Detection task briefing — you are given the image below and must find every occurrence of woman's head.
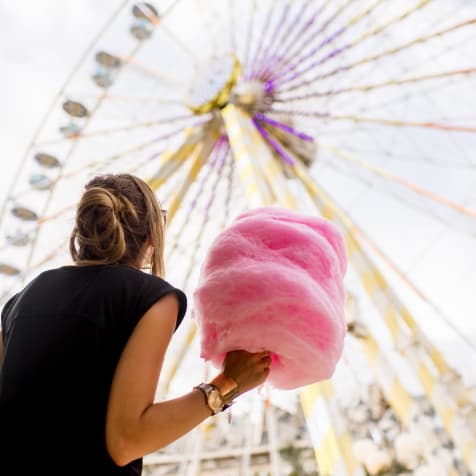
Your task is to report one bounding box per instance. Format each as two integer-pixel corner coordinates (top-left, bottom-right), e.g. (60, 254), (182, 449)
(69, 173), (165, 276)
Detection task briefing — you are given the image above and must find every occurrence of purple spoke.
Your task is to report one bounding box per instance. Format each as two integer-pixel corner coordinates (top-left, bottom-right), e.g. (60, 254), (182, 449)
(259, 2), (328, 82)
(146, 121), (211, 161)
(243, 0), (257, 73)
(268, 25), (346, 92)
(255, 112), (315, 142)
(274, 2), (435, 91)
(249, 2), (291, 81)
(228, 0), (237, 53)
(275, 17), (476, 95)
(266, 1), (352, 85)
(204, 139), (230, 217)
(188, 136), (225, 212)
(252, 118), (295, 165)
(268, 108), (330, 120)
(245, 0), (276, 80)
(251, 0), (314, 81)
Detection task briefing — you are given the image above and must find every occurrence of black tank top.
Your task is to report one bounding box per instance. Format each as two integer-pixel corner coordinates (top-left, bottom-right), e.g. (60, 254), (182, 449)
(0, 264), (187, 475)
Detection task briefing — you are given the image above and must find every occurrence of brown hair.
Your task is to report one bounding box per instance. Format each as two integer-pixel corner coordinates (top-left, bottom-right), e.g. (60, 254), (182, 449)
(69, 174), (165, 277)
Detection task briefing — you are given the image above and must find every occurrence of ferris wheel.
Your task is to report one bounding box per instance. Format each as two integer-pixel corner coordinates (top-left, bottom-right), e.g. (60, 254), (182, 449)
(2, 0), (476, 474)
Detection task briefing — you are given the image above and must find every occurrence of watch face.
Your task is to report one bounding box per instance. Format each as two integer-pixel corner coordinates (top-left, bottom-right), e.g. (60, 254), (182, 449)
(208, 388), (224, 412)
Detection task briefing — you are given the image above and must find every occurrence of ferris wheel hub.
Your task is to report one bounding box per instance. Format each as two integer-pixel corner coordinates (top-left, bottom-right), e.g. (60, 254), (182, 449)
(185, 55), (241, 115)
(231, 79), (269, 112)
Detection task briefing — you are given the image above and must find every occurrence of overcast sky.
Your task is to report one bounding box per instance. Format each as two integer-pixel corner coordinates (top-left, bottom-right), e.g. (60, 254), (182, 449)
(0, 1), (121, 204)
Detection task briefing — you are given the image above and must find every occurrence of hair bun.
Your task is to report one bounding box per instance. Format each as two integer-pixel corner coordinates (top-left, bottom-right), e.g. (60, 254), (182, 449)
(71, 186), (126, 263)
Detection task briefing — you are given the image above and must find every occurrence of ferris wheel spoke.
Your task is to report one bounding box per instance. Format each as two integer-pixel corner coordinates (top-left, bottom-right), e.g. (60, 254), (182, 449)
(245, 0), (279, 80)
(264, 0), (366, 85)
(115, 54), (186, 88)
(147, 125), (216, 192)
(1, 234), (71, 301)
(8, 129), (186, 205)
(180, 150), (230, 287)
(275, 67), (476, 102)
(161, 0), (185, 18)
(21, 88), (116, 271)
(326, 143), (476, 169)
(272, 0), (433, 90)
(269, 108), (476, 133)
(317, 140), (476, 221)
(266, 0), (353, 84)
(35, 113), (208, 147)
(249, 0), (315, 81)
(161, 131), (220, 224)
(133, 3), (198, 63)
(67, 93), (184, 106)
(324, 73), (476, 135)
(227, 0), (237, 55)
(219, 149), (237, 232)
(347, 215), (476, 356)
(246, 0), (282, 81)
(328, 114), (476, 133)
(254, 112), (314, 143)
(195, 0), (225, 56)
(70, 126), (188, 176)
(252, 0), (330, 82)
(276, 17), (476, 95)
(320, 157), (476, 244)
(249, 1), (292, 83)
(241, 0), (257, 74)
(205, 143), (231, 225)
(252, 119), (294, 167)
(165, 137), (227, 263)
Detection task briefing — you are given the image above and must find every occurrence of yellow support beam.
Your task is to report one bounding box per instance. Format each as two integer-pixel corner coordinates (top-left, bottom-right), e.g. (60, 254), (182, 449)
(222, 104), (275, 207)
(300, 380), (364, 476)
(222, 105), (298, 209)
(148, 126), (205, 191)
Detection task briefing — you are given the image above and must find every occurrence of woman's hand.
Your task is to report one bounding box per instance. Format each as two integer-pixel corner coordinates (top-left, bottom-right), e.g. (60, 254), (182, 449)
(221, 349), (271, 397)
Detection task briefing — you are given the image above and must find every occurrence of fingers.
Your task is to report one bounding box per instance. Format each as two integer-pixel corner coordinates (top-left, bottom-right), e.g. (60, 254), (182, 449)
(221, 350), (272, 395)
(226, 349), (271, 364)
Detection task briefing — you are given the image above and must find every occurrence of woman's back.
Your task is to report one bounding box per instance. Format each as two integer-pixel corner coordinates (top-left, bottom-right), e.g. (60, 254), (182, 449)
(0, 263), (186, 475)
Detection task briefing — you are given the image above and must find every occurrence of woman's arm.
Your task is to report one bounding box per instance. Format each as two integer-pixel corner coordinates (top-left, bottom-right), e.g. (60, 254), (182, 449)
(106, 293), (211, 465)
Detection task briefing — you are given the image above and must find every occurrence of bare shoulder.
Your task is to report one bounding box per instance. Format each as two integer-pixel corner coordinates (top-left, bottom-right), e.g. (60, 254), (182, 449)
(120, 292), (180, 369)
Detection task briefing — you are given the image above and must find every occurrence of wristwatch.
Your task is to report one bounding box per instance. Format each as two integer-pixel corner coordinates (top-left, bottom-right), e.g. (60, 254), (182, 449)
(194, 374), (239, 415)
(194, 383), (225, 415)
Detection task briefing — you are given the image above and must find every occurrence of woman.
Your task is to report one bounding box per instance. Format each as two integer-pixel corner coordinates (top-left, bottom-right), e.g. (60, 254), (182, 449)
(0, 173), (270, 475)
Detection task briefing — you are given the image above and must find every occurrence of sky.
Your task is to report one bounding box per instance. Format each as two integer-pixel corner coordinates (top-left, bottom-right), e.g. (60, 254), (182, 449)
(0, 1), (121, 205)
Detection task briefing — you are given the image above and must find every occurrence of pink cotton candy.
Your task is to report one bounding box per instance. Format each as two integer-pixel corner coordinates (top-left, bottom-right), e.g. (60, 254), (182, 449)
(192, 207), (348, 390)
